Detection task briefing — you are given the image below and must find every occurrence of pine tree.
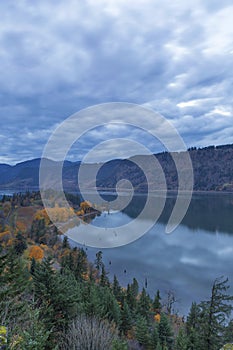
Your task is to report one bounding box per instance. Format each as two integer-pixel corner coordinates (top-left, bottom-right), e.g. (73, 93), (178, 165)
(135, 316), (150, 347)
(137, 287), (151, 321)
(100, 265), (110, 287)
(120, 301), (132, 335)
(131, 277), (139, 298)
(153, 290), (162, 311)
(62, 235), (70, 249)
(13, 231), (27, 255)
(112, 274), (122, 302)
(32, 258), (81, 349)
(0, 250), (29, 329)
(198, 276), (233, 350)
(186, 302), (201, 350)
(18, 308), (50, 350)
(74, 247), (88, 281)
(126, 283), (137, 311)
(95, 250), (103, 271)
(175, 327), (188, 350)
(150, 324), (159, 349)
(158, 313), (173, 350)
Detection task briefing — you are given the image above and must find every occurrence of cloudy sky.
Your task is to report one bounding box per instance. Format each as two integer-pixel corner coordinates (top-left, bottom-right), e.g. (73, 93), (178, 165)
(1, 0), (233, 164)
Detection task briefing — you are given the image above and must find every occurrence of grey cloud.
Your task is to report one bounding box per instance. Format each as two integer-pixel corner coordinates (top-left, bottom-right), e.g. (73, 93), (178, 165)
(0, 0), (233, 163)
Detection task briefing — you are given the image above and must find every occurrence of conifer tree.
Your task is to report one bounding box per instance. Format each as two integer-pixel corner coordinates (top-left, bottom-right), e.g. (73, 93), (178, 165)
(198, 276), (233, 350)
(175, 327), (188, 350)
(137, 287), (152, 321)
(153, 289), (162, 311)
(158, 313), (173, 350)
(186, 302), (201, 350)
(112, 274), (122, 302)
(150, 324), (159, 349)
(135, 316), (150, 348)
(0, 250), (29, 329)
(120, 301), (132, 335)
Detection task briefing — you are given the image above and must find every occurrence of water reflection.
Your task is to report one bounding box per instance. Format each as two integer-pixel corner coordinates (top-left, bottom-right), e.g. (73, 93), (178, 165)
(67, 192), (233, 315)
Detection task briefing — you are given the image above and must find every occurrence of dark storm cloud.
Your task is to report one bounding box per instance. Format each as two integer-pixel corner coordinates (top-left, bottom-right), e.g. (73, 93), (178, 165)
(0, 0), (233, 163)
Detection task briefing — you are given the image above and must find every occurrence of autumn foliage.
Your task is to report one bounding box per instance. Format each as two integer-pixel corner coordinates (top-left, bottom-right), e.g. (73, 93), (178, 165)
(29, 245), (44, 260)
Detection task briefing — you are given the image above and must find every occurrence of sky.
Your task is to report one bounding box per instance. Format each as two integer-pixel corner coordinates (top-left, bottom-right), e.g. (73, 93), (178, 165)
(0, 0), (233, 164)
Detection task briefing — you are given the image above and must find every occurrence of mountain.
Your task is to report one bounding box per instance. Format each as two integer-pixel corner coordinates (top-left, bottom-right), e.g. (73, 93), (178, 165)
(1, 143), (233, 192)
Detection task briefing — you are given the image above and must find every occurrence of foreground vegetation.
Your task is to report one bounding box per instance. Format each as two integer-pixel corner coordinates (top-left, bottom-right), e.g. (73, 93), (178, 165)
(0, 192), (233, 349)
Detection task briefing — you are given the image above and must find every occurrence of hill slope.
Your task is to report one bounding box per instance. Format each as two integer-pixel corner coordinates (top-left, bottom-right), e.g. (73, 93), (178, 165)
(1, 144), (233, 192)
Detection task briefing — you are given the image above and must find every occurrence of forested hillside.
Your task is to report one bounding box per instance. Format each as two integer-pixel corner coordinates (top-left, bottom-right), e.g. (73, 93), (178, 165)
(1, 144), (233, 192)
(0, 192), (233, 349)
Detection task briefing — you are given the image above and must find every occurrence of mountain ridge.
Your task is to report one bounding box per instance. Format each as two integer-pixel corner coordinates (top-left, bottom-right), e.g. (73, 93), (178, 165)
(1, 143), (233, 192)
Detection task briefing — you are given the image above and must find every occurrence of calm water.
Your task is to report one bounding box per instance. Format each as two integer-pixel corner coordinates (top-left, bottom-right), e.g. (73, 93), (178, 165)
(67, 192), (233, 315)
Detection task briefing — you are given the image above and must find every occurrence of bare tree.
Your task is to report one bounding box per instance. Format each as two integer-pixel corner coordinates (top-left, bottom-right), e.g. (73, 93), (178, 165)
(60, 314), (117, 350)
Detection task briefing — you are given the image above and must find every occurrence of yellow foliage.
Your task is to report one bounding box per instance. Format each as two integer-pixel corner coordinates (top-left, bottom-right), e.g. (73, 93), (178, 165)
(34, 209), (50, 225)
(154, 313), (161, 323)
(29, 245), (44, 260)
(0, 325), (7, 345)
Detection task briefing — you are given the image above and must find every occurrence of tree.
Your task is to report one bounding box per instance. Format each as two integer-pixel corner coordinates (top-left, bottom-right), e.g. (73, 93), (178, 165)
(131, 277), (139, 298)
(100, 265), (110, 287)
(126, 283), (137, 311)
(175, 327), (188, 350)
(112, 274), (122, 302)
(158, 313), (173, 350)
(153, 290), (162, 311)
(0, 250), (29, 330)
(32, 258), (81, 349)
(13, 231), (27, 255)
(137, 287), (151, 321)
(62, 235), (70, 249)
(29, 245), (44, 260)
(150, 324), (159, 349)
(61, 315), (117, 350)
(198, 276), (233, 350)
(186, 302), (201, 350)
(135, 316), (150, 348)
(95, 250), (103, 271)
(74, 247), (88, 282)
(16, 308), (50, 350)
(119, 301), (132, 335)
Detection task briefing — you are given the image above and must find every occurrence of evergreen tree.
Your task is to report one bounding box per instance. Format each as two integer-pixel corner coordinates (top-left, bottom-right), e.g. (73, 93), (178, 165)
(135, 316), (150, 348)
(74, 247), (88, 281)
(119, 301), (132, 335)
(17, 308), (50, 350)
(175, 327), (188, 350)
(126, 283), (137, 311)
(131, 277), (139, 298)
(95, 250), (103, 271)
(13, 231), (27, 255)
(33, 258), (81, 349)
(198, 276), (233, 350)
(186, 302), (201, 350)
(224, 319), (233, 344)
(153, 289), (162, 311)
(100, 265), (110, 287)
(0, 250), (29, 329)
(137, 287), (151, 321)
(62, 235), (70, 249)
(112, 274), (122, 302)
(158, 313), (173, 350)
(99, 286), (121, 325)
(150, 324), (159, 349)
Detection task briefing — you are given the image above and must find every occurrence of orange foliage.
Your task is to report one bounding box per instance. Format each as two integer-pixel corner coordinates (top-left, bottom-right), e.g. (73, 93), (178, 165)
(154, 313), (161, 323)
(16, 220), (27, 232)
(29, 245), (44, 260)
